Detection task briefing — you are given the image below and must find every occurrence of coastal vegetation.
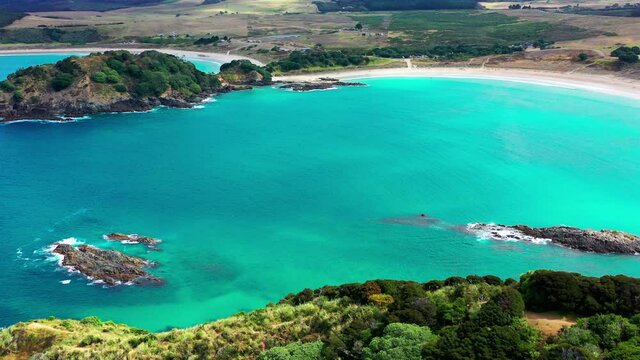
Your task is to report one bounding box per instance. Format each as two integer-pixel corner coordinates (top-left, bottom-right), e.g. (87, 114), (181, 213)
(0, 27), (104, 44)
(267, 48), (370, 73)
(220, 59), (273, 84)
(3, 270), (640, 359)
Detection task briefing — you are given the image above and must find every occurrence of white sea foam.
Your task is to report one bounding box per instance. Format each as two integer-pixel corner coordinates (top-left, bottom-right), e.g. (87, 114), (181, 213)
(44, 237), (83, 269)
(1, 119), (75, 125)
(466, 223), (551, 245)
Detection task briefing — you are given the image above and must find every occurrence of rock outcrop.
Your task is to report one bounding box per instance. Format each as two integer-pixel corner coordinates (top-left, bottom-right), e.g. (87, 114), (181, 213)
(103, 233), (162, 250)
(52, 243), (163, 286)
(277, 79), (365, 91)
(466, 223), (640, 254)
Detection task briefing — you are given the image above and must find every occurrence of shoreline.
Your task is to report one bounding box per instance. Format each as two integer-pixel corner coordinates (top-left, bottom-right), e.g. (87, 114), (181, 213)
(0, 49), (637, 100)
(276, 67), (640, 101)
(0, 47), (265, 66)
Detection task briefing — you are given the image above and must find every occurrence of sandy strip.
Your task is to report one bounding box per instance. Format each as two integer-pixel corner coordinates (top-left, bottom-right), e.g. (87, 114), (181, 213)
(0, 47), (265, 66)
(276, 67), (640, 101)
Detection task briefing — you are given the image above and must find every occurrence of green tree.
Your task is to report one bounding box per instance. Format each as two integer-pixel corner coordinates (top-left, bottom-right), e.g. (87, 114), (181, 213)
(606, 340), (640, 360)
(51, 73), (75, 91)
(0, 80), (15, 92)
(363, 323), (436, 360)
(258, 341), (322, 360)
(12, 90), (24, 102)
(91, 71), (107, 83)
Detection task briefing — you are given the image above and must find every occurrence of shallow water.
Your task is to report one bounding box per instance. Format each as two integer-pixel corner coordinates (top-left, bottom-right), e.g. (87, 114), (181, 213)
(1, 55), (639, 331)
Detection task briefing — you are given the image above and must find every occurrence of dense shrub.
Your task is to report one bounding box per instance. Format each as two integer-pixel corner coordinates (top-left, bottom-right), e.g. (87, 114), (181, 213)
(0, 80), (16, 92)
(113, 84), (127, 93)
(520, 270), (640, 316)
(220, 59), (272, 83)
(50, 73), (75, 91)
(363, 323), (436, 360)
(258, 341), (323, 360)
(611, 46), (640, 63)
(12, 90), (24, 102)
(267, 48), (369, 73)
(91, 71), (107, 83)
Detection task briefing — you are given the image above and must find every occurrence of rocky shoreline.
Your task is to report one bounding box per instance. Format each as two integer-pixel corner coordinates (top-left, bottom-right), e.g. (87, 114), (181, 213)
(466, 223), (640, 254)
(52, 242), (163, 286)
(0, 97), (194, 122)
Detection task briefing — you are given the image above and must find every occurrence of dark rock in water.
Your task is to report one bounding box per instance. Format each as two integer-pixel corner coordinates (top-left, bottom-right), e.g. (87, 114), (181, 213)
(103, 233), (162, 250)
(466, 223), (640, 254)
(52, 243), (163, 286)
(277, 80), (365, 92)
(513, 225), (640, 254)
(380, 214), (441, 227)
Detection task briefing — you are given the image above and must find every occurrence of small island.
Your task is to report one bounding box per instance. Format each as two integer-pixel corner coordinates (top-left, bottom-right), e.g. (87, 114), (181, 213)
(103, 233), (162, 250)
(53, 243), (163, 286)
(0, 51), (271, 122)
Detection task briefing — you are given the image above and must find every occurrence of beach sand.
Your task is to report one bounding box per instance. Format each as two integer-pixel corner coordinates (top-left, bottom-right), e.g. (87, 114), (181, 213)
(0, 47), (265, 66)
(276, 67), (640, 101)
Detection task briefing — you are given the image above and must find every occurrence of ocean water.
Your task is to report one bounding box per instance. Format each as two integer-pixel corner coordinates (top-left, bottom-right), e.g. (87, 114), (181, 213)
(1, 55), (640, 331)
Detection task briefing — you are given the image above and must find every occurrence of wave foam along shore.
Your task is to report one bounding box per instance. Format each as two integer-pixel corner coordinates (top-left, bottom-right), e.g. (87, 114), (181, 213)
(466, 223), (552, 245)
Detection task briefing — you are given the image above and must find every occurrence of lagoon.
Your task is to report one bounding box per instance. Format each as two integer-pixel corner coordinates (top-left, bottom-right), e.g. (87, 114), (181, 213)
(1, 55), (639, 331)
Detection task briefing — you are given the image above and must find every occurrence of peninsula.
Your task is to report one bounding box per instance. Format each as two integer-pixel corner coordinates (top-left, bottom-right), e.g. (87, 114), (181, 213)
(0, 50), (270, 121)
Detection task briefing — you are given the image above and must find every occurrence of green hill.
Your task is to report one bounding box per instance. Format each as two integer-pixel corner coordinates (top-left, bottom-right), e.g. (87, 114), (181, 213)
(0, 51), (270, 121)
(3, 270), (640, 359)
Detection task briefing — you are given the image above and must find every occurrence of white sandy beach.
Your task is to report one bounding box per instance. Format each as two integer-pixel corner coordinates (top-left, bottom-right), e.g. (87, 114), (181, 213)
(0, 47), (265, 66)
(276, 67), (640, 101)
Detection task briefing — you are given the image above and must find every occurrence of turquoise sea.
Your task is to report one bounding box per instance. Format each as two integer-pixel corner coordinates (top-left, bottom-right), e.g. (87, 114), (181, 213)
(1, 54), (639, 331)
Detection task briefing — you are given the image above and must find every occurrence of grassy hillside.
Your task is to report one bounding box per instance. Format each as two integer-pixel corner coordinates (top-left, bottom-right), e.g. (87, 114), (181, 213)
(3, 270), (640, 359)
(315, 0), (479, 12)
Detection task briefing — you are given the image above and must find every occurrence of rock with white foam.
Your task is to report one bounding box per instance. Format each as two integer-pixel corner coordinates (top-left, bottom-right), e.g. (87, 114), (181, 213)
(103, 233), (161, 250)
(466, 223), (640, 254)
(52, 242), (163, 286)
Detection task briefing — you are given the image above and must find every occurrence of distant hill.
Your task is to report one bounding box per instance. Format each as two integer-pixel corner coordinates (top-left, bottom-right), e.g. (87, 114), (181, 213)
(0, 0), (164, 12)
(314, 0), (479, 12)
(0, 11), (24, 27)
